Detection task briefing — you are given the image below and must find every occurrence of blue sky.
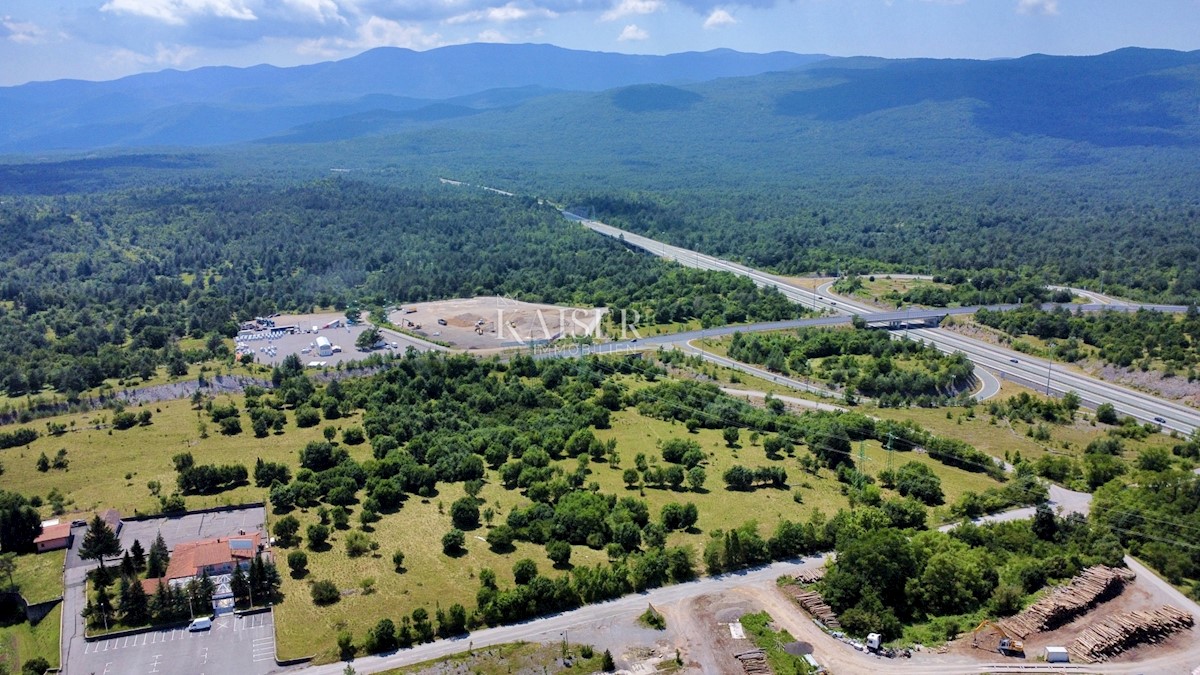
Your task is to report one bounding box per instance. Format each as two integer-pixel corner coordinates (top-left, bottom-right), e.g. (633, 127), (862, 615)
(1, 0), (1197, 86)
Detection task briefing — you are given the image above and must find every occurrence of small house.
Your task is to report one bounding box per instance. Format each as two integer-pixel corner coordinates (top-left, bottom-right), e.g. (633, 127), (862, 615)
(34, 521), (72, 553)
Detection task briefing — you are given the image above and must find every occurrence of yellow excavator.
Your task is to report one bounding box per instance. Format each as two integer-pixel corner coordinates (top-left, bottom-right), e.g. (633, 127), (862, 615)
(972, 620), (1025, 657)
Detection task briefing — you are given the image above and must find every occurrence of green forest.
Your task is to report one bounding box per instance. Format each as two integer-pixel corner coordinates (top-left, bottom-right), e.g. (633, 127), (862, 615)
(0, 180), (801, 401)
(975, 305), (1200, 374)
(726, 327), (976, 407)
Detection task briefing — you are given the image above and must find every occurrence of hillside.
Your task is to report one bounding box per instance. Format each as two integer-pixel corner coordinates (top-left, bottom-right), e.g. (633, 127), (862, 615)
(0, 44), (825, 152)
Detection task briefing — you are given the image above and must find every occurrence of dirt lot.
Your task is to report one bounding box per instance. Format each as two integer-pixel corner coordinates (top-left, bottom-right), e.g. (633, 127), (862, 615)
(390, 297), (605, 351)
(663, 593), (760, 674)
(948, 572), (1195, 665)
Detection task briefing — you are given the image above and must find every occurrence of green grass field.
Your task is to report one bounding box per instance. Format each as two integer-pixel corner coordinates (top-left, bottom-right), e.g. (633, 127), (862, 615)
(5, 363), (1166, 664)
(0, 604), (61, 673)
(5, 397), (343, 516)
(8, 550), (65, 605)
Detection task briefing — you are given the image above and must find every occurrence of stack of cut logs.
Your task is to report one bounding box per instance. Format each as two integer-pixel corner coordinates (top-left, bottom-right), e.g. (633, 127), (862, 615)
(783, 586), (840, 630)
(999, 565), (1135, 638)
(792, 568), (826, 585)
(1067, 605), (1194, 663)
(734, 648), (771, 674)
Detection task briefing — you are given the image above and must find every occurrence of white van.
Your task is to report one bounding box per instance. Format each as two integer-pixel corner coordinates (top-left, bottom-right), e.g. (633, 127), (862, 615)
(188, 617), (212, 632)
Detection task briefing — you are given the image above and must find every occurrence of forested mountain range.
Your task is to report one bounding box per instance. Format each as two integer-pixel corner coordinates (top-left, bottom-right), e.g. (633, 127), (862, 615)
(0, 44), (824, 152)
(3, 46), (1199, 302)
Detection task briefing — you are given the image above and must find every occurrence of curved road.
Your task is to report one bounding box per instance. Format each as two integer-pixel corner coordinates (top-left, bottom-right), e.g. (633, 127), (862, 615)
(566, 213), (1197, 435)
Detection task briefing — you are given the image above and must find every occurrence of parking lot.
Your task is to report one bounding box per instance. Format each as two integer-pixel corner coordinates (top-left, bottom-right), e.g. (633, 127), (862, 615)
(239, 312), (441, 367)
(74, 611), (279, 675)
(63, 506), (277, 675)
(117, 506), (267, 554)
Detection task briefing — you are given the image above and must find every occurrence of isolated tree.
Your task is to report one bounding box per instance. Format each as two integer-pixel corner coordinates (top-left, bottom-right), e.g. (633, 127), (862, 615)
(546, 540), (571, 568)
(273, 515), (301, 547)
(449, 497), (480, 529)
(129, 539), (146, 571)
(723, 427), (740, 448)
(287, 550), (308, 577)
(441, 529), (465, 555)
(687, 466), (706, 492)
(0, 553), (16, 590)
(1095, 402), (1119, 425)
(79, 514), (121, 569)
(355, 327), (382, 351)
(307, 523), (329, 550)
(512, 558), (538, 585)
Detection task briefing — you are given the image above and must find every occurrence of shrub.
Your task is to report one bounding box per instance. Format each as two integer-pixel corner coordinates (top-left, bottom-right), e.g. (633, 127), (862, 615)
(345, 530), (372, 557)
(22, 658), (51, 675)
(342, 426), (366, 445)
(442, 528), (465, 555)
(449, 497), (480, 529)
(311, 579), (340, 605)
(512, 558), (538, 585)
(485, 525), (515, 552)
(307, 524), (329, 550)
(286, 550), (308, 577)
(392, 549), (406, 572)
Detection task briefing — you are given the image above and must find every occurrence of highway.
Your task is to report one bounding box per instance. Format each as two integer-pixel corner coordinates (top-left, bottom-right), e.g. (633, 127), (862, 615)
(564, 212), (1199, 435)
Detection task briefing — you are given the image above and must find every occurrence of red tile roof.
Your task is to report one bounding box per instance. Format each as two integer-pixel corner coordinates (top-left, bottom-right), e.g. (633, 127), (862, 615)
(34, 522), (71, 544)
(141, 533), (261, 593)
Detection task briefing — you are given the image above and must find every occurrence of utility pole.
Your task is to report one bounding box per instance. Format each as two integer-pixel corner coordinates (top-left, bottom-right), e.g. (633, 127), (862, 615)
(885, 432), (895, 475)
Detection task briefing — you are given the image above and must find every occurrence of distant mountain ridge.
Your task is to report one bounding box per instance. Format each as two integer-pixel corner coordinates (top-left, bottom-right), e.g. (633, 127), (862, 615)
(0, 44), (826, 152)
(2, 45), (1198, 157)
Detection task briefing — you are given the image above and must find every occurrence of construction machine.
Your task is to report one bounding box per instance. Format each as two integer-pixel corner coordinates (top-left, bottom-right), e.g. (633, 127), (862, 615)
(971, 620), (1025, 657)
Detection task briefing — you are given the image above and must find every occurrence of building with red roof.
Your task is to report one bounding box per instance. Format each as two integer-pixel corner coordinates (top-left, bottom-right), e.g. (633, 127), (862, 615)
(33, 521), (72, 553)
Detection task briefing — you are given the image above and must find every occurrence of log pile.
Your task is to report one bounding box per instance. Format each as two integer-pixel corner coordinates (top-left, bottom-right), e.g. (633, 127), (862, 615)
(1067, 605), (1193, 663)
(734, 648), (771, 674)
(782, 586), (840, 630)
(792, 568), (826, 585)
(999, 565), (1135, 638)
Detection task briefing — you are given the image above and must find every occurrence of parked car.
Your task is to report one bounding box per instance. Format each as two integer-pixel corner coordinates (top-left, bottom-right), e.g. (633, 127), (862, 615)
(188, 617), (212, 632)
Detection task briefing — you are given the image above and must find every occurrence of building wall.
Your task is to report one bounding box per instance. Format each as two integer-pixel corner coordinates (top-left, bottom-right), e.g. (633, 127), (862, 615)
(36, 536), (70, 553)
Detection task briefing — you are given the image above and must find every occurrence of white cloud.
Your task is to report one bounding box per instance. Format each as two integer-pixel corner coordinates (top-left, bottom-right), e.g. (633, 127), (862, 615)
(446, 4), (559, 25)
(104, 42), (198, 68)
(297, 15), (442, 56)
(617, 23), (647, 41)
(2, 16), (47, 44)
(279, 0), (346, 24)
(600, 0), (663, 22)
(1017, 0), (1059, 15)
(476, 28), (511, 42)
(99, 0), (258, 26)
(702, 8), (736, 28)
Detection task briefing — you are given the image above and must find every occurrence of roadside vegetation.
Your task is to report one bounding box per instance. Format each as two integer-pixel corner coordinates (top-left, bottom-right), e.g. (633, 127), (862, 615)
(834, 272), (1072, 308)
(725, 327), (976, 407)
(974, 305), (1200, 377)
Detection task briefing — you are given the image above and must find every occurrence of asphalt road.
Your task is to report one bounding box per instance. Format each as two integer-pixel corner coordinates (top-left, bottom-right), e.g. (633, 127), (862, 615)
(566, 212), (1197, 434)
(298, 557), (829, 675)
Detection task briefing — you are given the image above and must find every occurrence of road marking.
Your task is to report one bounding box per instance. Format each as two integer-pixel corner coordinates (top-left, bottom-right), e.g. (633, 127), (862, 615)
(201, 646), (209, 664)
(215, 618), (230, 630)
(150, 654), (162, 674)
(101, 662), (112, 675)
